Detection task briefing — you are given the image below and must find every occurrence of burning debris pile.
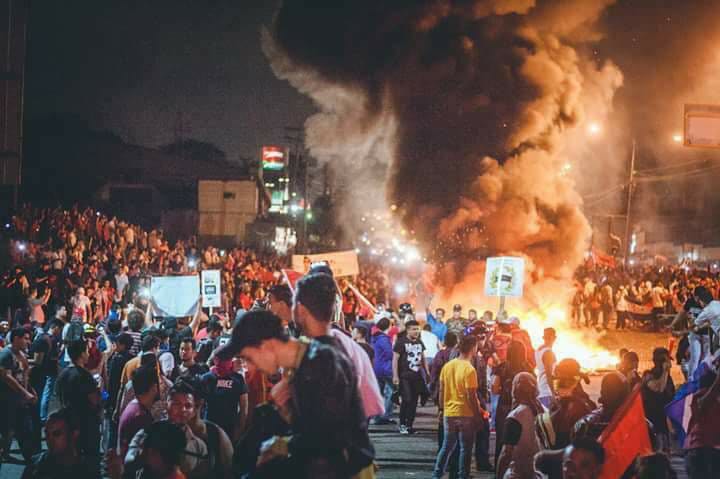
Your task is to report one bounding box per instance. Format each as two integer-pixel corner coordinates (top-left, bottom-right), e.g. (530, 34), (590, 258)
(264, 1), (624, 366)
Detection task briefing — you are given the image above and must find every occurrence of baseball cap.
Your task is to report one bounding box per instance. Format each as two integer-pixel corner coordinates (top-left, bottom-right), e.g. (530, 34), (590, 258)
(399, 303), (414, 316)
(218, 309), (286, 359)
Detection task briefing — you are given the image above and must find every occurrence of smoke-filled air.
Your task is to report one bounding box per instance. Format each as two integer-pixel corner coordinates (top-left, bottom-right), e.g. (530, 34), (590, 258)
(264, 0), (625, 365)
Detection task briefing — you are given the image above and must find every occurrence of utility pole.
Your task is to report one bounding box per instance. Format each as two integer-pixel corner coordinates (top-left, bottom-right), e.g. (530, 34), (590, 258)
(623, 140), (637, 267)
(284, 127), (308, 252)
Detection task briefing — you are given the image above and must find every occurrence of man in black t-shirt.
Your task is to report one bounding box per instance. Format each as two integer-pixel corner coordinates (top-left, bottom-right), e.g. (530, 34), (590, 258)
(392, 318), (428, 434)
(201, 355), (248, 442)
(30, 320), (63, 423)
(175, 337), (209, 380)
(55, 340), (102, 476)
(196, 317), (224, 364)
(0, 328), (37, 461)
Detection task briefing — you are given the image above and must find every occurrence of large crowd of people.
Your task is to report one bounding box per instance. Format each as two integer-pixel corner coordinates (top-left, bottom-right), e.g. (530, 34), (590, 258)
(0, 205), (718, 478)
(572, 263), (720, 333)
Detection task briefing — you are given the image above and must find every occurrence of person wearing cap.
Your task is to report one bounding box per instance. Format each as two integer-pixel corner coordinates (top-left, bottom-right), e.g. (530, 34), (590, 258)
(536, 328), (558, 408)
(219, 309), (376, 478)
(536, 358), (595, 451)
(446, 304), (467, 338)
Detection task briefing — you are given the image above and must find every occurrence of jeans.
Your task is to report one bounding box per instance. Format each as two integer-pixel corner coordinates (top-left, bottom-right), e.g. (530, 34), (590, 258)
(474, 413), (491, 469)
(399, 372), (424, 427)
(376, 377), (394, 421)
(490, 393), (499, 428)
(433, 416), (476, 479)
(40, 375), (56, 422)
(686, 447), (720, 478)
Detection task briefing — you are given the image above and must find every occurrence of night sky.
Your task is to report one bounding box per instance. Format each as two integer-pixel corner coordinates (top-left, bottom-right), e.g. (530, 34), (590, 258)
(25, 0), (314, 162)
(24, 0), (720, 169)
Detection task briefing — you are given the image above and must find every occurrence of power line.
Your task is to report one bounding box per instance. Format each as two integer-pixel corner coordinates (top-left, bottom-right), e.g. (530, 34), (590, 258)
(635, 158), (711, 175)
(635, 163), (720, 183)
(582, 184), (627, 207)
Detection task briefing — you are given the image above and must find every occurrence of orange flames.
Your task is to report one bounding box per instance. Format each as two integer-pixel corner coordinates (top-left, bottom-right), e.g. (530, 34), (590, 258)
(434, 276), (618, 371)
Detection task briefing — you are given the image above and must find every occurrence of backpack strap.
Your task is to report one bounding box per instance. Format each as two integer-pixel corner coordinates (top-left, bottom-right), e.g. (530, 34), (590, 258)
(204, 420), (221, 475)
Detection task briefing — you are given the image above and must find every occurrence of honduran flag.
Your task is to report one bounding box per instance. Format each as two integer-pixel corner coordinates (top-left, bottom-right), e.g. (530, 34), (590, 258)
(665, 388), (695, 447)
(664, 358), (712, 447)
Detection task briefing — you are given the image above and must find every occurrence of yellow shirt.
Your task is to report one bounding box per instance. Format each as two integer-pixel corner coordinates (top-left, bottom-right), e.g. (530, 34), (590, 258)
(440, 358), (478, 417)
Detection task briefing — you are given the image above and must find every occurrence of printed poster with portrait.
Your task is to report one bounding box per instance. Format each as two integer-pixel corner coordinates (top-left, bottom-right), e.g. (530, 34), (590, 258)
(484, 256), (525, 298)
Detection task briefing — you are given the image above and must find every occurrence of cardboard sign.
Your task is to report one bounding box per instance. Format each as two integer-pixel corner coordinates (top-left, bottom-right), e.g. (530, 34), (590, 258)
(201, 269), (222, 308)
(291, 250), (360, 277)
(151, 275), (200, 317)
(484, 256), (525, 297)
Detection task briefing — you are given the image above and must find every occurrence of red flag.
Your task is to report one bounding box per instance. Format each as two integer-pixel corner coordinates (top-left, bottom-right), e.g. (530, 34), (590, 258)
(598, 387), (652, 479)
(591, 246), (617, 269)
(281, 269), (303, 294)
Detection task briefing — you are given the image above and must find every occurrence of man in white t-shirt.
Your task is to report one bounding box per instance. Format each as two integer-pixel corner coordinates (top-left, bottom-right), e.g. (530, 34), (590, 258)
(535, 328), (557, 408)
(420, 323), (441, 367)
(650, 282), (667, 332)
(115, 266), (129, 303)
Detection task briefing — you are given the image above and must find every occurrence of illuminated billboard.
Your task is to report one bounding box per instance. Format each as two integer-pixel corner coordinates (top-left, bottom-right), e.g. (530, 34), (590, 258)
(262, 146), (286, 170)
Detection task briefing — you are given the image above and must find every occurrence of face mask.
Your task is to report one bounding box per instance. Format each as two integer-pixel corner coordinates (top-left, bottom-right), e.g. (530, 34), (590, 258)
(159, 342), (170, 352)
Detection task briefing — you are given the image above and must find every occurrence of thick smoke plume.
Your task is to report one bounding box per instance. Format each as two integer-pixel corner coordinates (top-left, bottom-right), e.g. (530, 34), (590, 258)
(264, 0), (622, 302)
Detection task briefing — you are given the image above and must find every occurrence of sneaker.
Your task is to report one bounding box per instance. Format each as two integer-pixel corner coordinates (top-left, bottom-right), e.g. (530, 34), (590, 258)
(399, 425), (409, 435)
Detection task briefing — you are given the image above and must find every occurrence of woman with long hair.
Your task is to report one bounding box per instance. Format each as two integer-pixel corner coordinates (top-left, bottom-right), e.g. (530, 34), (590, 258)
(492, 340), (534, 465)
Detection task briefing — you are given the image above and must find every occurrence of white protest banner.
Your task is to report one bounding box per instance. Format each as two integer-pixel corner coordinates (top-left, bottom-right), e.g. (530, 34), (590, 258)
(292, 250), (360, 277)
(484, 256), (525, 298)
(201, 269), (222, 308)
(150, 275), (200, 317)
